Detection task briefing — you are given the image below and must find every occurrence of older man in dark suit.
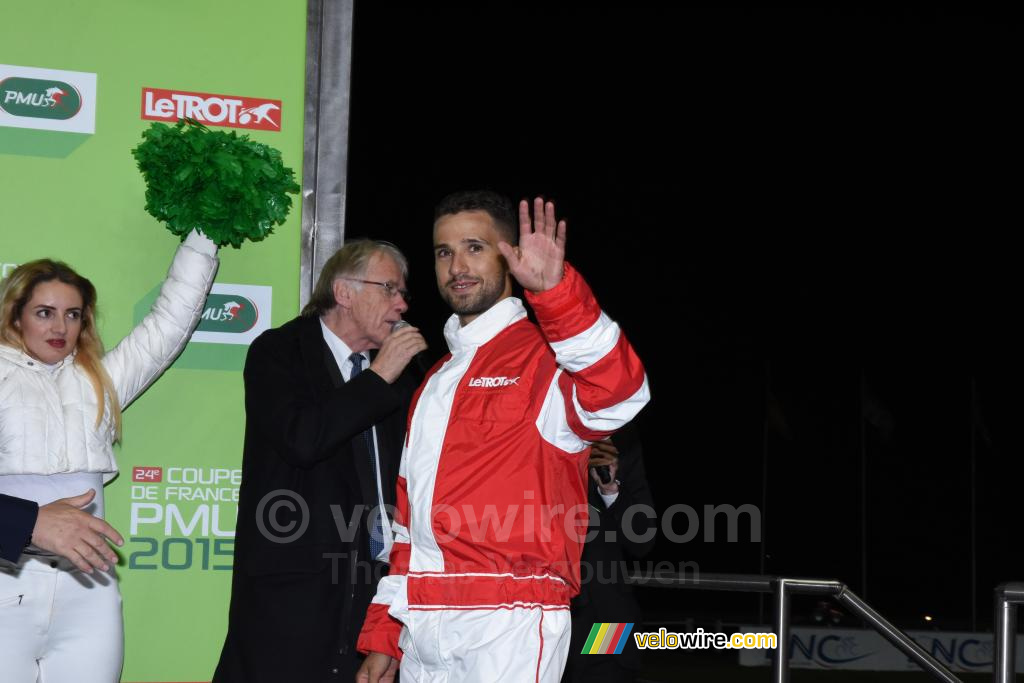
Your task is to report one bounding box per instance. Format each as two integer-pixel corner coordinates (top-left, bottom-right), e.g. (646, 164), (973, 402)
(213, 240), (426, 683)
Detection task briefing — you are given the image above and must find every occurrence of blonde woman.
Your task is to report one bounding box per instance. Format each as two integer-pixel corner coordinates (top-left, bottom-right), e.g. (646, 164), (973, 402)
(0, 230), (218, 682)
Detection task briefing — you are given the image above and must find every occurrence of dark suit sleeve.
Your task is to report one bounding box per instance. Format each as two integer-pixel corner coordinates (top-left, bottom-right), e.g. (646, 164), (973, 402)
(595, 426), (656, 560)
(0, 494), (38, 562)
(243, 331), (405, 470)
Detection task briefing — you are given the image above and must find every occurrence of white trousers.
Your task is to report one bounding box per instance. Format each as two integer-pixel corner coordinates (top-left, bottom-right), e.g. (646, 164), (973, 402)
(0, 554), (123, 683)
(398, 606), (571, 683)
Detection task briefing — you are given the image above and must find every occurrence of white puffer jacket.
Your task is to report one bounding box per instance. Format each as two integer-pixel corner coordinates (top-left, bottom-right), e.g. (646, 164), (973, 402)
(0, 231), (219, 482)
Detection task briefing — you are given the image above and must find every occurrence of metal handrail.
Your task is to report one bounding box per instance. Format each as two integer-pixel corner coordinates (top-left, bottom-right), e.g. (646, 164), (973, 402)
(626, 571), (963, 683)
(994, 582), (1024, 683)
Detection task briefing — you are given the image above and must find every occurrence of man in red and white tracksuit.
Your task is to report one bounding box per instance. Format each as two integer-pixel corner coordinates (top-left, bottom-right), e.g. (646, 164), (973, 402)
(357, 192), (649, 683)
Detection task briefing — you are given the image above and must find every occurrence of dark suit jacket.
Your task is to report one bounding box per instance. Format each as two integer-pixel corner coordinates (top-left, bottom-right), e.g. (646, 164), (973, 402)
(213, 315), (416, 683)
(564, 422), (656, 683)
(0, 494), (38, 563)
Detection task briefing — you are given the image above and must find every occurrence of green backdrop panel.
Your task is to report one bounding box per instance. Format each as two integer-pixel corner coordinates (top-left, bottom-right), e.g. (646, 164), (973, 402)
(1, 2), (307, 681)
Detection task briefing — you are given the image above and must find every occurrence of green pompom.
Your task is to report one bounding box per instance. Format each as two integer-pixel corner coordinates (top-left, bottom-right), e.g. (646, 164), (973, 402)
(132, 120), (300, 248)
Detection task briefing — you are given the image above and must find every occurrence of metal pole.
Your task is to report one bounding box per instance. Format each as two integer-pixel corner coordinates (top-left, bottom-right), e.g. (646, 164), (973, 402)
(760, 359), (771, 626)
(860, 369), (868, 599)
(625, 572), (775, 593)
(300, 0), (355, 309)
(772, 579), (790, 683)
(993, 583), (1021, 683)
(837, 587), (962, 683)
(970, 375), (977, 632)
(626, 570), (984, 682)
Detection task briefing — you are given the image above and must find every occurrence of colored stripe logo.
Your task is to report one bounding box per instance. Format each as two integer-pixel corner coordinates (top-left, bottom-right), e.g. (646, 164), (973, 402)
(581, 622), (635, 654)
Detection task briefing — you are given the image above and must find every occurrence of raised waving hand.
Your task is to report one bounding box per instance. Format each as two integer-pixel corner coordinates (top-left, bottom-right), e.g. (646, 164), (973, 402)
(498, 197), (567, 293)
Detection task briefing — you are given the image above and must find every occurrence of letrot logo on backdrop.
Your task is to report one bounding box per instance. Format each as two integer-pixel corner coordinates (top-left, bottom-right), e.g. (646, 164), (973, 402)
(0, 64), (96, 133)
(141, 87), (282, 131)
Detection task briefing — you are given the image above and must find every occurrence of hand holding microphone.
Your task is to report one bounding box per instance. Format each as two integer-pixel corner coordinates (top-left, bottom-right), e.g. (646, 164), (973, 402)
(368, 320), (428, 383)
(588, 438), (620, 494)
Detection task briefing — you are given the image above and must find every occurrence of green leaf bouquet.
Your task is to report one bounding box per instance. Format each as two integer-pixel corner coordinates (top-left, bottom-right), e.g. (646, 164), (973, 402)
(132, 119), (300, 248)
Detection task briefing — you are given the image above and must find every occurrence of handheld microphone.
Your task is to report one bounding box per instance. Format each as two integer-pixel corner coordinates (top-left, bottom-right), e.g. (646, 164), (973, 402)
(391, 319), (429, 375)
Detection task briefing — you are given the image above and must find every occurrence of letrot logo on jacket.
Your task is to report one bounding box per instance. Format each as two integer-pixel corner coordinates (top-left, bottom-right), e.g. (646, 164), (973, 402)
(467, 376), (520, 387)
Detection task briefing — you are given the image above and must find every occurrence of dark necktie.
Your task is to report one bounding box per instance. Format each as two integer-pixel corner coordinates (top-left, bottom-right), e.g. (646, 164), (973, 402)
(348, 353), (385, 559)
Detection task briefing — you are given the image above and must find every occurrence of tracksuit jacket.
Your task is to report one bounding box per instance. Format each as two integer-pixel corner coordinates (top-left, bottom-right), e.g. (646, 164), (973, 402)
(358, 264), (649, 681)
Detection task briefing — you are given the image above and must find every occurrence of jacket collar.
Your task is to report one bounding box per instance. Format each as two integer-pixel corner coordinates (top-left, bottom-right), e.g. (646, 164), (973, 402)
(293, 315), (337, 388)
(443, 296), (527, 355)
(0, 343), (76, 371)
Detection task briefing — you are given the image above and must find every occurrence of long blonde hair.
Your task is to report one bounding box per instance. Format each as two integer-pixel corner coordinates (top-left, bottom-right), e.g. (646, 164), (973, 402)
(0, 259), (122, 438)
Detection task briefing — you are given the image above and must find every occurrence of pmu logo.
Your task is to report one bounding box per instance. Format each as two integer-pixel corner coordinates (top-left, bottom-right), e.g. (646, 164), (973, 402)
(0, 65), (96, 134)
(198, 294), (259, 333)
(142, 87), (281, 131)
(188, 283), (271, 346)
(0, 77), (81, 120)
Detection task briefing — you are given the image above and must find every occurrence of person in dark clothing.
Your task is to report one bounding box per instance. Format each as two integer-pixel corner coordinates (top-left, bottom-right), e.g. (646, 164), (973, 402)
(213, 240), (426, 682)
(563, 420), (656, 683)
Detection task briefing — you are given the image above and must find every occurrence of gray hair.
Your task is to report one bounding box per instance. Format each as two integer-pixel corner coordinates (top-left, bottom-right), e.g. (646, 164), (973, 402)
(301, 239), (408, 317)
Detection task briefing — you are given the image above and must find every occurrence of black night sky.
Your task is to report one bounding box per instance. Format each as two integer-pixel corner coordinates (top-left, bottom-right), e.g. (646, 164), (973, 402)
(344, 6), (1023, 629)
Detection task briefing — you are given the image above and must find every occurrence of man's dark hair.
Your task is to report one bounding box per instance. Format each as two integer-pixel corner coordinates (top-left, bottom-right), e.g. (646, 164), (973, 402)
(434, 190), (518, 246)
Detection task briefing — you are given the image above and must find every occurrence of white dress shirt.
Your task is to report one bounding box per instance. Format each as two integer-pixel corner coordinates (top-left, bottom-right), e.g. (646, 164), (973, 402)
(319, 319), (393, 562)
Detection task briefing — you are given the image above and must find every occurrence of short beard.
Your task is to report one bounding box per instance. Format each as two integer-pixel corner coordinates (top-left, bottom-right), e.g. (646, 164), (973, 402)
(441, 274), (509, 319)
